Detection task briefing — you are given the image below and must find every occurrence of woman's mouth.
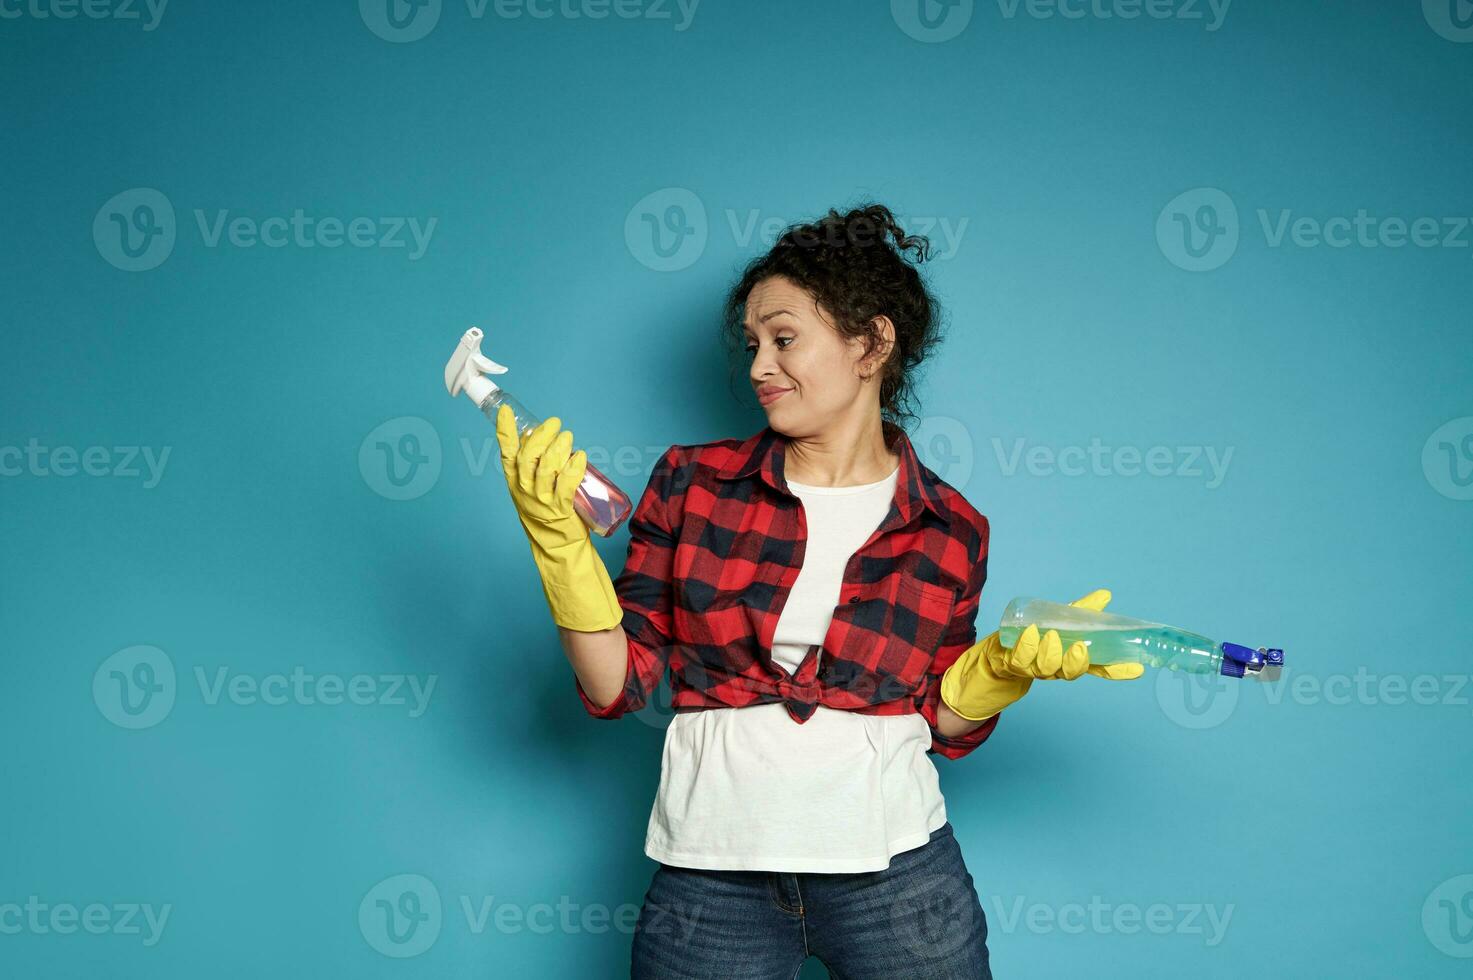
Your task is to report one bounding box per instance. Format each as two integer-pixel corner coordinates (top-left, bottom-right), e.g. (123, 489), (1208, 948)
(758, 387), (792, 406)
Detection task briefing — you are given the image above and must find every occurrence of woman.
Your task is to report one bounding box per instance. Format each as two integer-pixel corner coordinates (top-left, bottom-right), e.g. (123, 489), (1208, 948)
(494, 204), (1142, 978)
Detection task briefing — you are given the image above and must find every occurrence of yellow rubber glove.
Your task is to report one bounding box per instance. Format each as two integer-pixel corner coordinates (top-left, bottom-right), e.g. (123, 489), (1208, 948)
(940, 588), (1145, 722)
(494, 403), (624, 632)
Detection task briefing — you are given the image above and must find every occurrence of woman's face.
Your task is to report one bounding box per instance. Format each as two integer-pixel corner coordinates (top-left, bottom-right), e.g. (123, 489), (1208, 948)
(743, 276), (890, 434)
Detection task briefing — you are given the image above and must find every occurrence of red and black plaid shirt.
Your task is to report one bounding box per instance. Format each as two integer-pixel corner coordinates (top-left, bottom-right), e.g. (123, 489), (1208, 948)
(575, 418), (999, 760)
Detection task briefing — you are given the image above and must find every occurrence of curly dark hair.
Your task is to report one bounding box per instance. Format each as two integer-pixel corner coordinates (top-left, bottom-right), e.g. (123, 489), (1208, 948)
(720, 202), (944, 432)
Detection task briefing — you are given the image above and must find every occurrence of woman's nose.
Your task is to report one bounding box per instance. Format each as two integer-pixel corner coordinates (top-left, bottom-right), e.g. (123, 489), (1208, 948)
(749, 349), (778, 384)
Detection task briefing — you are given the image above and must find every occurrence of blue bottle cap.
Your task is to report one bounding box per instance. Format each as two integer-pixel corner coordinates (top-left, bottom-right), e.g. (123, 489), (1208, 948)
(1219, 642), (1285, 679)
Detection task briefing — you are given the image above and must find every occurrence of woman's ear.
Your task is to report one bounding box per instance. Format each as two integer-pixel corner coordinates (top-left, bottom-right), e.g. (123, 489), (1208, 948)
(857, 315), (896, 380)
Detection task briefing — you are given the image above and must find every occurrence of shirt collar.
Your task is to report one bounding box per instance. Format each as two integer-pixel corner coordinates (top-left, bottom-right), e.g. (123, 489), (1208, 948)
(713, 419), (951, 526)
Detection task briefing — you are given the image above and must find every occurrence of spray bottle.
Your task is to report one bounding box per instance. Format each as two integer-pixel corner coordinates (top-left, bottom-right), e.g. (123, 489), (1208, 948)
(999, 596), (1284, 680)
(444, 327), (632, 537)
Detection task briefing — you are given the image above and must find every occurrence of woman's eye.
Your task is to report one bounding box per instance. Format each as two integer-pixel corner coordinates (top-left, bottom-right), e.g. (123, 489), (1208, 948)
(744, 337), (793, 355)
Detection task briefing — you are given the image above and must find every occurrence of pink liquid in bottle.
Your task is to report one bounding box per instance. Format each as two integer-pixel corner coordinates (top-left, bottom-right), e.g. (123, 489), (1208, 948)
(572, 459), (633, 537)
(481, 390), (632, 537)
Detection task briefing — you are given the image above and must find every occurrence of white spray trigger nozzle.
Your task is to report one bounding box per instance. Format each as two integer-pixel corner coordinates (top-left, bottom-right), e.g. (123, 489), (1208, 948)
(444, 326), (509, 403)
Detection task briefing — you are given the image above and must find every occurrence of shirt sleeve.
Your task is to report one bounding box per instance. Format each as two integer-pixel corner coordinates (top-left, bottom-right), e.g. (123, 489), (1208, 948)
(913, 512), (999, 760)
(575, 446), (681, 720)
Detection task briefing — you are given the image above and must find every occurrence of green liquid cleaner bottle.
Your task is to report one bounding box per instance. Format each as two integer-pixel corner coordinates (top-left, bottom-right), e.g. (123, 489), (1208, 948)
(999, 596), (1284, 680)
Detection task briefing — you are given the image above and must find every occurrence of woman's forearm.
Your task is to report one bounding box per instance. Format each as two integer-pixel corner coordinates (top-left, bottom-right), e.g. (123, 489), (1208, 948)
(558, 623), (630, 709)
(936, 699), (988, 738)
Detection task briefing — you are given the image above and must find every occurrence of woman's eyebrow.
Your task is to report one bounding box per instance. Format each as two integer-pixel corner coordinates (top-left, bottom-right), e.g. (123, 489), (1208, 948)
(745, 309), (797, 334)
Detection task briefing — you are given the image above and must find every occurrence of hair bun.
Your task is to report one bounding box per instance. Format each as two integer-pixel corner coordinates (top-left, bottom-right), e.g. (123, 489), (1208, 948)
(834, 204), (932, 262)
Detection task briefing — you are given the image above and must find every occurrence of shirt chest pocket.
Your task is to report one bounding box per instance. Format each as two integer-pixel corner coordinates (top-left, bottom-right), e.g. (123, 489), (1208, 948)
(876, 577), (958, 691)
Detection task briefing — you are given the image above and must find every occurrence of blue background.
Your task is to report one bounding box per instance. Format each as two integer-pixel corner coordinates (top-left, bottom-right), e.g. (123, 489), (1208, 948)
(3, 1), (1471, 976)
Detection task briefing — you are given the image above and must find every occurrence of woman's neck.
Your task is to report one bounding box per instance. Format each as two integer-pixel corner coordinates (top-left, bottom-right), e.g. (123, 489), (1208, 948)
(782, 415), (899, 488)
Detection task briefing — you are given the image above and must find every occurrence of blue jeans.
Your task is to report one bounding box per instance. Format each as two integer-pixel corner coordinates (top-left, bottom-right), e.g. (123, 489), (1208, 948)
(631, 821), (992, 979)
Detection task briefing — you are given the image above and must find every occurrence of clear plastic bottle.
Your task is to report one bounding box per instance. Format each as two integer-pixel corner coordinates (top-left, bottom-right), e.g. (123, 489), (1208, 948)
(478, 388), (631, 537)
(444, 327), (632, 538)
(999, 596), (1284, 679)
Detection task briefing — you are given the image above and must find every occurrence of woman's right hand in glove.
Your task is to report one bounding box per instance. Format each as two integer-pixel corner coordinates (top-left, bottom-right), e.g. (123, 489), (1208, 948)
(939, 588), (1144, 722)
(494, 404), (624, 632)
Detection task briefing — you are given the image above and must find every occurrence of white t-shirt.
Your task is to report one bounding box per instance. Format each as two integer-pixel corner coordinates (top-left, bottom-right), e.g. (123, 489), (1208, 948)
(642, 463), (948, 873)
